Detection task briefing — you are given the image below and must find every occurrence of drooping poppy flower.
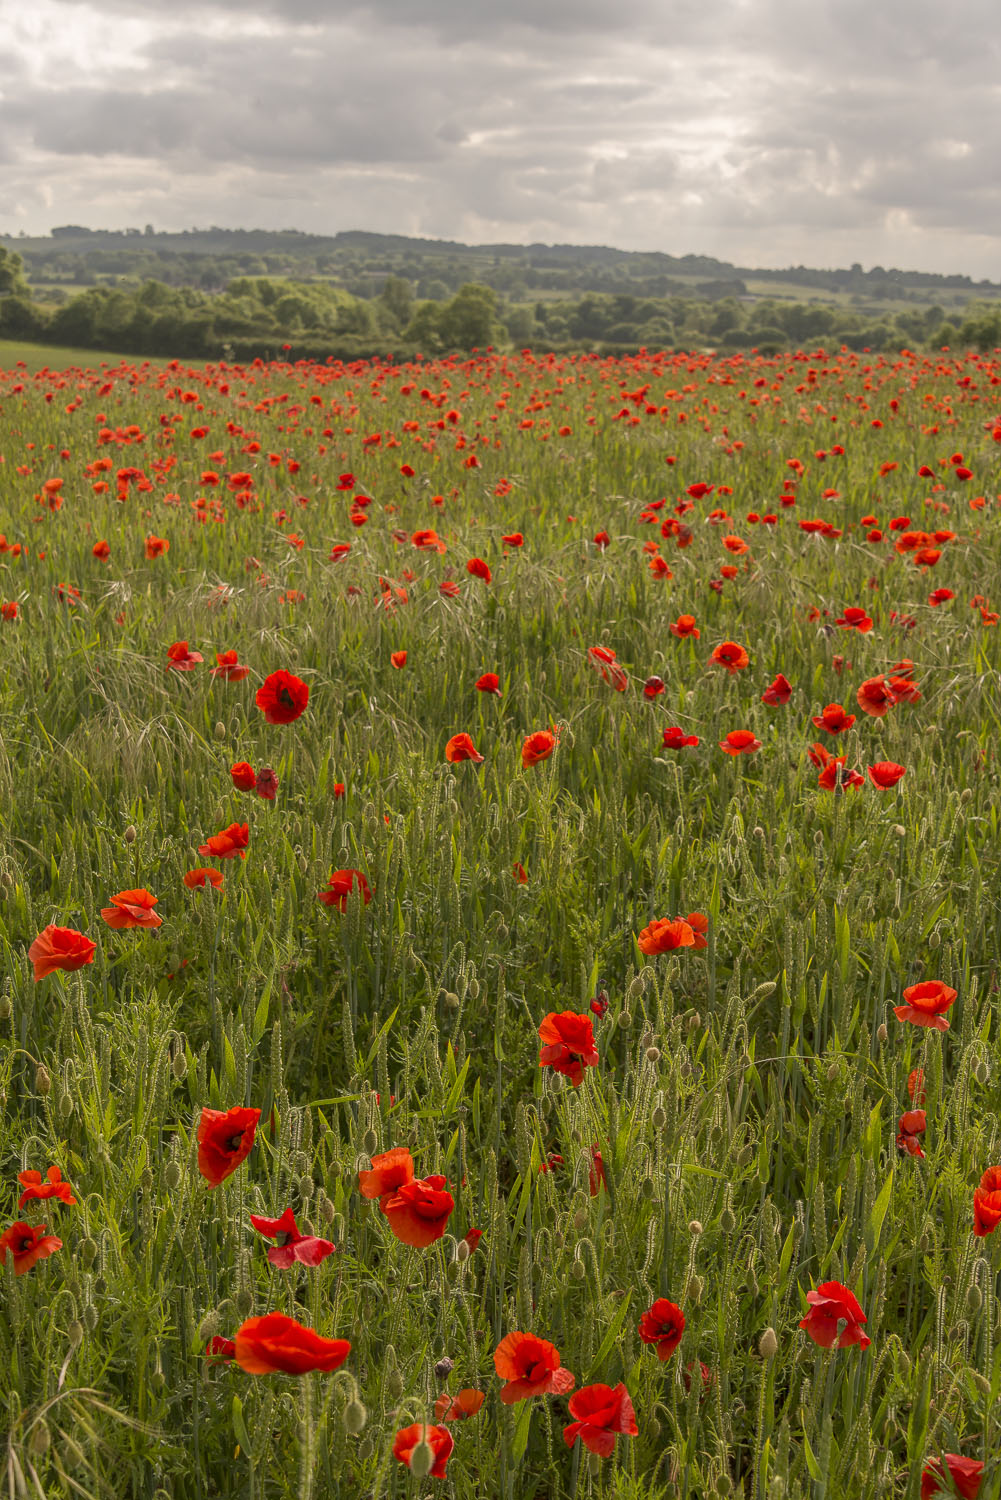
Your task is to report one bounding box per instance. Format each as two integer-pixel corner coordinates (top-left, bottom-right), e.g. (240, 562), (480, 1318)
(643, 676), (665, 699)
(588, 645), (629, 691)
(255, 767), (278, 801)
(234, 1313), (350, 1375)
(390, 650), (407, 668)
(670, 614), (700, 639)
(588, 1146), (606, 1197)
(358, 1147), (414, 1204)
(513, 862), (528, 884)
(538, 1011), (599, 1087)
(231, 761), (257, 791)
(563, 1383), (638, 1457)
(494, 1332), (576, 1404)
(812, 703), (856, 734)
(893, 980), (957, 1031)
(463, 1226), (483, 1252)
(198, 822), (249, 860)
(908, 1068), (926, 1104)
(381, 1175), (455, 1248)
(445, 733), (484, 764)
(522, 730), (556, 768)
(249, 1207), (335, 1268)
(392, 1424), (454, 1477)
(476, 672), (502, 695)
(799, 1281), (870, 1350)
(434, 1389), (485, 1423)
(317, 869), (372, 911)
(0, 1222), (62, 1276)
(637, 918), (695, 956)
(184, 867), (224, 890)
(972, 1165), (1001, 1237)
(197, 1105), (261, 1187)
(808, 742), (833, 769)
(212, 649), (250, 681)
(638, 1298), (685, 1360)
(719, 730), (762, 755)
(920, 1454), (984, 1499)
(710, 641), (749, 673)
(255, 670), (309, 724)
(100, 888), (162, 930)
(502, 532), (523, 547)
(817, 757), (865, 791)
(467, 557), (492, 583)
(835, 607), (873, 633)
(27, 925), (97, 981)
(17, 1166), (77, 1208)
(166, 640), (203, 671)
(761, 673), (791, 706)
(662, 726), (699, 749)
(856, 676), (896, 717)
(896, 1109), (926, 1158)
(869, 762), (906, 789)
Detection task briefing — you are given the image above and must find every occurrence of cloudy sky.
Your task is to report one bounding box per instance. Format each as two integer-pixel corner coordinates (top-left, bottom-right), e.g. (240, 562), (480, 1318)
(2, 0), (1000, 276)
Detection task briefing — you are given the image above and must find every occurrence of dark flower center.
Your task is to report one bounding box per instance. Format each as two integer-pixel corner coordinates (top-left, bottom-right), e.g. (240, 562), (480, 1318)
(275, 1232), (294, 1247)
(18, 1237), (34, 1253)
(278, 687), (295, 708)
(226, 1133), (245, 1153)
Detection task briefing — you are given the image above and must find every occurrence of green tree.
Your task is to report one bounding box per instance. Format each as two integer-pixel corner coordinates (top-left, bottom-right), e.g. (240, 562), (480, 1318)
(0, 246), (28, 298)
(437, 283), (498, 350)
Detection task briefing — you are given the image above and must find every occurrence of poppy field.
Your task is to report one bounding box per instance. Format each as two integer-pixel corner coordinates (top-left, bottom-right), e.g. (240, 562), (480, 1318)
(1, 344), (1001, 1500)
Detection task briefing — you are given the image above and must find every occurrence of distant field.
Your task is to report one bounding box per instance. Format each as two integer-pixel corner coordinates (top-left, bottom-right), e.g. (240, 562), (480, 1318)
(0, 338), (167, 372)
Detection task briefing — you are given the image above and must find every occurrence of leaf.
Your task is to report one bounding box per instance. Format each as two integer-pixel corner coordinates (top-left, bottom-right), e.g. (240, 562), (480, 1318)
(510, 1397), (533, 1463)
(363, 1006), (399, 1069)
(585, 1292), (633, 1381)
(232, 1395), (251, 1456)
(251, 987), (270, 1046)
(442, 1056), (470, 1115)
(802, 1430), (823, 1482)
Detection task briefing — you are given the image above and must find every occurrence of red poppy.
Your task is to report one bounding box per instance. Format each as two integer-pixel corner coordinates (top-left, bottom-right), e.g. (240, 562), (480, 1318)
(593, 531), (611, 550)
(27, 925), (97, 981)
(184, 867), (224, 890)
(637, 918), (695, 955)
(896, 1109), (926, 1158)
(588, 1146), (606, 1197)
(868, 762), (906, 788)
(92, 539), (110, 560)
(381, 1175), (455, 1248)
(0, 1222), (62, 1276)
(445, 733), (484, 764)
(685, 911), (709, 949)
(908, 1068), (926, 1104)
(893, 980), (957, 1031)
(662, 726), (699, 749)
(538, 1011), (599, 1087)
(513, 861), (528, 884)
(255, 767), (278, 801)
(799, 1281), (870, 1350)
(358, 1146), (414, 1203)
(467, 557), (492, 583)
(17, 1166), (77, 1208)
(145, 535), (169, 560)
(643, 676), (665, 699)
(710, 641), (749, 673)
(761, 673), (791, 706)
(670, 614), (700, 639)
(234, 1313), (350, 1375)
(100, 888), (162, 930)
(502, 532), (523, 547)
(231, 761), (257, 791)
(563, 1383), (638, 1457)
(638, 1298), (685, 1360)
(392, 1424), (454, 1477)
(648, 555), (673, 578)
(476, 672), (502, 695)
(166, 640), (203, 672)
(463, 1226), (483, 1252)
(494, 1332), (575, 1404)
(920, 1455), (984, 1499)
(249, 1207), (335, 1268)
(212, 649), (250, 681)
(973, 1165), (1001, 1237)
(812, 703), (856, 734)
(317, 869), (372, 911)
(198, 822), (249, 860)
(719, 730), (761, 755)
(197, 1105), (261, 1187)
(835, 607), (873, 632)
(817, 757), (865, 791)
(434, 1388), (485, 1423)
(206, 1336), (237, 1364)
(1, 602), (18, 621)
(856, 676), (896, 717)
(255, 670), (309, 724)
(928, 588), (955, 607)
(588, 645), (629, 691)
(390, 650), (407, 668)
(522, 730), (556, 768)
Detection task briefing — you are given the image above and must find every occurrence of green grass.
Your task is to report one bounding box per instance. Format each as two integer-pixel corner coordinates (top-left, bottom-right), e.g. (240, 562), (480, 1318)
(0, 338), (168, 372)
(0, 345), (999, 1499)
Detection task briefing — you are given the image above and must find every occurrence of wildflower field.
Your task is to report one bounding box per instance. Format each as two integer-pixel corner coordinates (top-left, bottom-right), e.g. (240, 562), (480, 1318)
(1, 343), (1000, 1500)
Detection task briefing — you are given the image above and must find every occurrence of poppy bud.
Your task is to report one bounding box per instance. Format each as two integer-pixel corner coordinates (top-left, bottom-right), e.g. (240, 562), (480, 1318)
(234, 1286), (254, 1317)
(172, 1051), (187, 1080)
(214, 721), (227, 740)
(80, 1237), (98, 1270)
(646, 1046), (661, 1063)
(357, 1437), (374, 1462)
(617, 1010), (632, 1029)
(386, 1367), (405, 1399)
(751, 982), (777, 1000)
(496, 921), (509, 940)
(876, 1023), (888, 1043)
(961, 787), (973, 803)
(198, 1310), (222, 1343)
(973, 1371), (991, 1394)
(976, 1060), (990, 1084)
(67, 1320), (84, 1348)
(0, 995), (11, 1020)
(442, 992), (460, 1011)
(59, 1090), (74, 1120)
(468, 977), (480, 1000)
(826, 1064), (839, 1083)
(687, 1012), (701, 1032)
(652, 1107), (667, 1129)
(28, 1421), (50, 1458)
(627, 975), (645, 1001)
(361, 1128), (378, 1156)
(35, 1064), (51, 1096)
(164, 1161), (182, 1190)
(894, 825), (906, 837)
(343, 1399), (367, 1435)
(689, 1220), (703, 1236)
(687, 1275), (703, 1304)
(753, 826), (765, 838)
(454, 1239), (470, 1265)
(124, 825), (137, 844)
(928, 930), (941, 949)
(719, 1207), (736, 1234)
(408, 1436), (436, 1480)
(967, 1283), (983, 1314)
(83, 1304), (98, 1334)
(573, 1207), (588, 1231)
(758, 1327), (778, 1360)
(434, 1356), (454, 1379)
(571, 1258), (586, 1280)
(641, 1176), (655, 1198)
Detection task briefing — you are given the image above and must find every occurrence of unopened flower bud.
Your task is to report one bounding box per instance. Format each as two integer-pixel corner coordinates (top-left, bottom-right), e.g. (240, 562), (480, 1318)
(689, 1220), (703, 1236)
(976, 1060), (990, 1085)
(35, 1065), (51, 1097)
(385, 1367), (405, 1400)
(164, 1161), (182, 1191)
(454, 1239), (470, 1265)
(59, 1091), (74, 1120)
(894, 825), (906, 838)
(171, 1051), (187, 1080)
(80, 1237), (98, 1269)
(826, 1063), (839, 1083)
(198, 1311), (222, 1344)
(645, 1046), (661, 1063)
(571, 1258), (586, 1281)
(234, 1286), (254, 1317)
(0, 995), (11, 1021)
(627, 975), (645, 1001)
(876, 1023), (888, 1044)
(641, 1176), (655, 1198)
(686, 1274), (703, 1304)
(408, 1434), (436, 1479)
(928, 930), (941, 949)
(467, 978), (480, 1000)
(616, 1010), (632, 1029)
(758, 1327), (778, 1360)
(28, 1420), (50, 1457)
(652, 1107), (667, 1129)
(124, 825), (137, 844)
(361, 1128), (378, 1156)
(967, 1283), (984, 1314)
(67, 1320), (84, 1348)
(719, 1207), (736, 1235)
(442, 991), (460, 1011)
(961, 787), (973, 803)
(687, 1012), (701, 1033)
(751, 981), (777, 1001)
(343, 1399), (367, 1435)
(83, 1304), (98, 1334)
(214, 721), (227, 741)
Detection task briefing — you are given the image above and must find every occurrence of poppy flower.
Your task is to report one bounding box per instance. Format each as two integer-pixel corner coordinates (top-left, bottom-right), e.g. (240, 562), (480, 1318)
(588, 1146), (607, 1197)
(100, 888), (162, 930)
(463, 1226), (483, 1252)
(1, 602), (18, 621)
(538, 1011), (599, 1087)
(761, 673), (791, 706)
(719, 730), (762, 755)
(522, 730), (556, 768)
(643, 676), (665, 699)
(588, 645), (629, 691)
(390, 650), (407, 668)
(637, 918), (695, 955)
(972, 1166), (1001, 1237)
(908, 1068), (926, 1104)
(648, 555), (673, 578)
(17, 1166), (77, 1208)
(476, 672), (502, 695)
(856, 676), (896, 717)
(920, 1455), (984, 1499)
(234, 1313), (350, 1375)
(812, 703), (856, 734)
(198, 822), (249, 860)
(255, 670), (309, 724)
(817, 757), (865, 791)
(502, 532), (523, 547)
(799, 1281), (870, 1350)
(835, 607), (873, 633)
(869, 762), (906, 788)
(317, 869), (372, 911)
(467, 557), (492, 583)
(145, 535), (169, 560)
(670, 614), (700, 639)
(166, 640), (203, 671)
(928, 588), (955, 607)
(27, 924), (97, 981)
(593, 531), (611, 550)
(889, 674), (921, 704)
(563, 1383), (638, 1457)
(0, 1222), (62, 1276)
(249, 1207), (335, 1268)
(392, 1424), (454, 1477)
(896, 1109), (926, 1158)
(893, 980), (957, 1031)
(710, 641), (749, 673)
(434, 1389), (485, 1423)
(197, 1105), (261, 1187)
(662, 726), (699, 749)
(92, 539), (110, 560)
(184, 867), (224, 890)
(358, 1146), (414, 1204)
(445, 733), (484, 764)
(231, 762), (256, 791)
(212, 649), (250, 681)
(494, 1332), (575, 1404)
(381, 1175), (455, 1248)
(513, 862), (528, 884)
(685, 911), (709, 949)
(206, 1336), (237, 1364)
(808, 742), (832, 768)
(255, 767), (278, 801)
(638, 1298), (685, 1360)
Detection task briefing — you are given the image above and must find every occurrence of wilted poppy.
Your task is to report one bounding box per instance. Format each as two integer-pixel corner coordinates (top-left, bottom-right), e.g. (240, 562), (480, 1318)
(812, 703), (856, 734)
(198, 822), (249, 860)
(920, 1455), (984, 1499)
(637, 918), (695, 955)
(434, 1388), (485, 1423)
(710, 641), (749, 673)
(255, 670), (309, 724)
(249, 1207), (335, 1268)
(212, 649), (250, 682)
(563, 1383), (638, 1457)
(17, 1166), (77, 1208)
(538, 1011), (599, 1087)
(869, 762), (906, 788)
(27, 924), (96, 981)
(317, 869), (372, 911)
(643, 676), (665, 698)
(0, 1222), (62, 1276)
(100, 888), (162, 930)
(973, 1165), (1001, 1237)
(761, 673), (791, 706)
(381, 1175), (455, 1248)
(231, 761), (257, 791)
(392, 1424), (454, 1477)
(662, 726), (699, 749)
(719, 730), (762, 755)
(197, 1105), (261, 1187)
(166, 640), (203, 671)
(445, 733), (484, 764)
(522, 730), (556, 768)
(234, 1312), (350, 1375)
(638, 1298), (685, 1360)
(184, 867), (224, 890)
(799, 1281), (870, 1350)
(255, 767), (278, 801)
(894, 980), (957, 1031)
(494, 1332), (575, 1404)
(476, 672), (502, 695)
